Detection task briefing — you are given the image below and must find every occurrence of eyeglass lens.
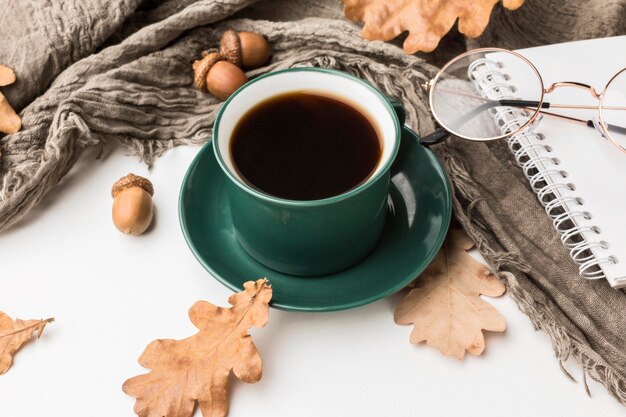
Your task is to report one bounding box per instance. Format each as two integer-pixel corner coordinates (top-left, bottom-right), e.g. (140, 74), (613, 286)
(430, 49), (543, 141)
(601, 70), (626, 151)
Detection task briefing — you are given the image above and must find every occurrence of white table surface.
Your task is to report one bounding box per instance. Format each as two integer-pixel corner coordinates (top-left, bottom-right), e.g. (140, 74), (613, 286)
(0, 143), (622, 417)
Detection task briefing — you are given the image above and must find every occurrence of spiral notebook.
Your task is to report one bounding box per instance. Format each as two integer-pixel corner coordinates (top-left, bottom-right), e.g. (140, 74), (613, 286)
(469, 36), (626, 288)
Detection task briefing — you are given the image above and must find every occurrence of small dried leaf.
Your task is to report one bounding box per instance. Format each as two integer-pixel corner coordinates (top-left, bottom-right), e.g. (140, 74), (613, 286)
(123, 278), (272, 417)
(0, 64), (21, 135)
(0, 312), (54, 374)
(0, 65), (16, 87)
(0, 90), (21, 134)
(394, 226), (505, 359)
(342, 0), (526, 53)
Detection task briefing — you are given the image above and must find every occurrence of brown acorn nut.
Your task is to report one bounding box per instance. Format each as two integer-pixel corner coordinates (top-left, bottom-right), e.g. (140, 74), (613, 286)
(192, 51), (222, 90)
(219, 30), (242, 68)
(206, 61), (248, 101)
(111, 174), (154, 236)
(238, 32), (270, 68)
(191, 30), (270, 101)
(220, 30), (270, 69)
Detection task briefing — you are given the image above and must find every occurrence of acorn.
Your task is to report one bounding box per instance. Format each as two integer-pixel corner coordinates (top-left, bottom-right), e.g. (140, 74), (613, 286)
(192, 30), (271, 101)
(192, 51), (222, 90)
(206, 60), (248, 101)
(219, 29), (243, 68)
(220, 30), (270, 69)
(111, 174), (154, 236)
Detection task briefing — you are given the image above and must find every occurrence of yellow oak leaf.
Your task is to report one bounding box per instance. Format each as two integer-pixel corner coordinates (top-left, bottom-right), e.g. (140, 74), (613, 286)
(0, 312), (54, 374)
(123, 278), (272, 417)
(394, 226), (505, 359)
(342, 0), (526, 53)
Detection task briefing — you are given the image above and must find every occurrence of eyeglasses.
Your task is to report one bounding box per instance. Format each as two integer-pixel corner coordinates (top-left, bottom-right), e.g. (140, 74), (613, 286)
(420, 48), (626, 151)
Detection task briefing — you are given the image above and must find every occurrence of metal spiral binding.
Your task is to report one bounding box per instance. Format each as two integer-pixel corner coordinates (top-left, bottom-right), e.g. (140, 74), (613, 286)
(468, 58), (617, 280)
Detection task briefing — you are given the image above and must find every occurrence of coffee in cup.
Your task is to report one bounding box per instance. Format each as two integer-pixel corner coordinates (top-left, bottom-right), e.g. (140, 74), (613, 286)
(230, 91), (382, 201)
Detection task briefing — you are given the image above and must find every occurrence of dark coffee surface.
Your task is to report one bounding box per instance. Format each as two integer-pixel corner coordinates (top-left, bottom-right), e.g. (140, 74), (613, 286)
(230, 92), (381, 200)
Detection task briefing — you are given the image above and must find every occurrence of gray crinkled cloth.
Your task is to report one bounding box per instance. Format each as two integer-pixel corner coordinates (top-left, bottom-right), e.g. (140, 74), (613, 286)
(1, 0), (625, 406)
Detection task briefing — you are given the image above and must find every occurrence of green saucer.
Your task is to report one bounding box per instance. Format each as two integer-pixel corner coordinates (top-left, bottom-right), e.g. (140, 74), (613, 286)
(179, 128), (452, 312)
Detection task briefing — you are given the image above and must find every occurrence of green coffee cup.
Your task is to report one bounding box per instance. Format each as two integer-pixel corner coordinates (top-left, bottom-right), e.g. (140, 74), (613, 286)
(213, 68), (407, 276)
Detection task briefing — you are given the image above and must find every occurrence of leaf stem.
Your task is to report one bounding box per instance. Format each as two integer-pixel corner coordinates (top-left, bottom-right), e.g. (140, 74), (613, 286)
(0, 317), (54, 339)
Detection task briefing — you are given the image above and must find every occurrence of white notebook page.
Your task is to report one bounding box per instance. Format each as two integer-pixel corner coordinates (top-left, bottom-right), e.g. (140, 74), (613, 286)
(487, 36), (626, 287)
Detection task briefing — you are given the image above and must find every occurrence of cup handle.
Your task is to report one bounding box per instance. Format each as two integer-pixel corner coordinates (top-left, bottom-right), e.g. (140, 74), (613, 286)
(386, 96), (449, 146)
(384, 96), (406, 126)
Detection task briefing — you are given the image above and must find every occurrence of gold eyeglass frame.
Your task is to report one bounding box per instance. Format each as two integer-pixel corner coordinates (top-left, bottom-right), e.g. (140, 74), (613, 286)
(422, 47), (626, 151)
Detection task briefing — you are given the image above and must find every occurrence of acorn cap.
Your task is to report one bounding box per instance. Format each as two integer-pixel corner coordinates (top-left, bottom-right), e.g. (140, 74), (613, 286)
(112, 174), (154, 198)
(219, 29), (242, 67)
(193, 51), (223, 90)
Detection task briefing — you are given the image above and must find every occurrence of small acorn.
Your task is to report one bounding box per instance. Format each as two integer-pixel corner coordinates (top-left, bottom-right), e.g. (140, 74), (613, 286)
(220, 30), (270, 69)
(192, 30), (271, 101)
(219, 30), (243, 68)
(192, 51), (222, 90)
(206, 60), (248, 101)
(111, 174), (154, 236)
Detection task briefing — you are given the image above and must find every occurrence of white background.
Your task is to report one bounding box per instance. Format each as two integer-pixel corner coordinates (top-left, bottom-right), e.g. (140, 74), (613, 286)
(0, 143), (622, 416)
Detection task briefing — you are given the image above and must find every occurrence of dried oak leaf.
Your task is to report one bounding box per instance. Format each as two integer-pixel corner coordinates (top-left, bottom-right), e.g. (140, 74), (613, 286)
(0, 64), (21, 135)
(0, 312), (54, 374)
(394, 226), (505, 359)
(342, 0), (526, 53)
(0, 65), (16, 87)
(123, 278), (272, 417)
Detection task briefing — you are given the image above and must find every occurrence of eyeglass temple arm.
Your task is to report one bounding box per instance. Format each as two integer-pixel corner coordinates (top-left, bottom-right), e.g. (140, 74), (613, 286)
(493, 100), (625, 135)
(422, 99), (626, 145)
(446, 99), (549, 131)
(589, 120), (626, 136)
(421, 129), (449, 145)
(495, 100), (626, 135)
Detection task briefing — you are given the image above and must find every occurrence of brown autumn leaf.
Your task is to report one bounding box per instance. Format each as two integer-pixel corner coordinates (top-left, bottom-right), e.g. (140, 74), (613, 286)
(123, 278), (272, 417)
(342, 0), (526, 53)
(394, 226), (505, 359)
(0, 64), (21, 135)
(0, 312), (54, 374)
(0, 65), (16, 87)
